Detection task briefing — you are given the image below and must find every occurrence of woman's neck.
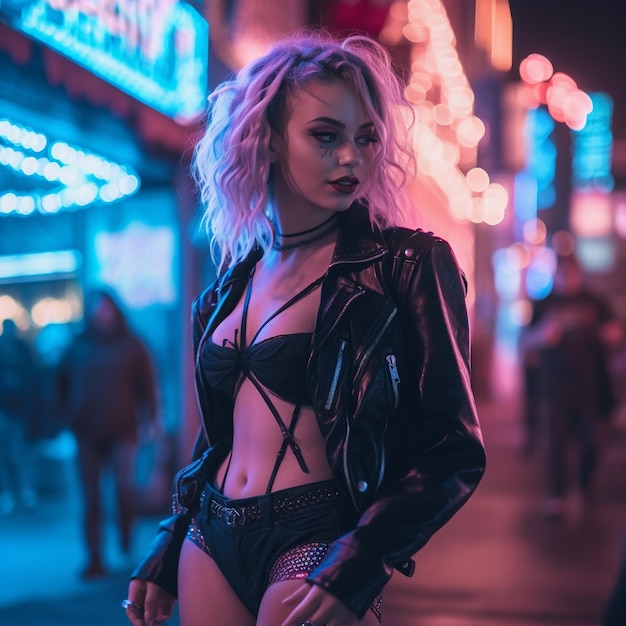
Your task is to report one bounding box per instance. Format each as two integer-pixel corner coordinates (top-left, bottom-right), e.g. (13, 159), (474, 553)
(272, 213), (339, 252)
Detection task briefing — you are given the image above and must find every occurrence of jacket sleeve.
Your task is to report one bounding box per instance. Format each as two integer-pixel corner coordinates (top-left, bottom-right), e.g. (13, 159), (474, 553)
(130, 512), (190, 597)
(308, 238), (486, 617)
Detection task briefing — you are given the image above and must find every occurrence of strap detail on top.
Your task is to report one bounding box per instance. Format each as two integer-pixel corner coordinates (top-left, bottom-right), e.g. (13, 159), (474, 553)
(222, 266), (326, 494)
(240, 267), (326, 350)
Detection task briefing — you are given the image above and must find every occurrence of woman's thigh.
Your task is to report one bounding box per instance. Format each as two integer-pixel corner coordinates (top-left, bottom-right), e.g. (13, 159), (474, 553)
(257, 579), (380, 626)
(178, 538), (255, 626)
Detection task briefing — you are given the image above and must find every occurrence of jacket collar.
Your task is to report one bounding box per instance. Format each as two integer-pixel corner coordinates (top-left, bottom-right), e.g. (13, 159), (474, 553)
(331, 202), (387, 267)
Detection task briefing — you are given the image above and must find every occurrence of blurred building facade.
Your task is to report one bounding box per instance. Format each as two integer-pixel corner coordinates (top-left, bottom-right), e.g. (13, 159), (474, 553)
(1, 0), (625, 506)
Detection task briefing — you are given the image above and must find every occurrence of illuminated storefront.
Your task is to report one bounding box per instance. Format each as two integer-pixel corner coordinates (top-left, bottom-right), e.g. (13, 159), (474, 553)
(0, 1), (211, 501)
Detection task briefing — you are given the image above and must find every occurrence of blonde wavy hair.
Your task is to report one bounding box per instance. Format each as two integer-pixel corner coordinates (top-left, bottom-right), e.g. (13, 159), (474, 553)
(192, 29), (416, 272)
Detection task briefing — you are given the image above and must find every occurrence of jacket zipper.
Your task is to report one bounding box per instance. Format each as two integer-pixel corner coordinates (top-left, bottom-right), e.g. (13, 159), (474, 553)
(316, 287), (365, 411)
(352, 307), (397, 386)
(325, 339), (347, 410)
(386, 353), (401, 409)
(328, 248), (386, 271)
(320, 289), (365, 344)
(374, 354), (402, 491)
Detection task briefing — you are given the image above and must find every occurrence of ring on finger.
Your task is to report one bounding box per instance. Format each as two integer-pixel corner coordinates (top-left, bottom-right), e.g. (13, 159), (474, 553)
(121, 599), (144, 612)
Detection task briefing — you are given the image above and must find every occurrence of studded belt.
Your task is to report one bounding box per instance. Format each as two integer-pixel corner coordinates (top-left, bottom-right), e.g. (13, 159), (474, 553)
(207, 484), (341, 527)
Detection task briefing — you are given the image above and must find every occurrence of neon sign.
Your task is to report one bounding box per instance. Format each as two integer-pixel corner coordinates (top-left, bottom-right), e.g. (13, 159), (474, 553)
(3, 0), (208, 123)
(571, 92), (614, 192)
(524, 107), (557, 210)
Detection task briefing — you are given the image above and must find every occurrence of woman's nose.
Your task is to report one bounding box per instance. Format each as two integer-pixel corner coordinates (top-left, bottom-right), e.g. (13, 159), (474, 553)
(337, 141), (361, 166)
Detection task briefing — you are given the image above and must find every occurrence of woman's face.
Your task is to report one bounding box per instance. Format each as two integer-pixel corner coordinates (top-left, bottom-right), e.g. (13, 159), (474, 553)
(271, 77), (379, 219)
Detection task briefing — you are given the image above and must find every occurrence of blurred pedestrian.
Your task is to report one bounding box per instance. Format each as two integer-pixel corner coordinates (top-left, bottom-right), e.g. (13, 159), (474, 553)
(0, 318), (38, 515)
(522, 253), (622, 518)
(58, 288), (159, 579)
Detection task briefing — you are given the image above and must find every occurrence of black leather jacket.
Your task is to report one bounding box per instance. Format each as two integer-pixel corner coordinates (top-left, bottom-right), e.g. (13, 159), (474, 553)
(132, 203), (485, 618)
(190, 203), (485, 617)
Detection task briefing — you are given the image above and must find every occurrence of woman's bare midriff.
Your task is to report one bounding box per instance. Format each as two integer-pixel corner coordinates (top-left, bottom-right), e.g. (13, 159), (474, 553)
(215, 380), (333, 499)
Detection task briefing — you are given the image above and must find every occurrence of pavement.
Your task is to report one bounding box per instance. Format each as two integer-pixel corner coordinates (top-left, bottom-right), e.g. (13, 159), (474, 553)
(1, 387), (626, 626)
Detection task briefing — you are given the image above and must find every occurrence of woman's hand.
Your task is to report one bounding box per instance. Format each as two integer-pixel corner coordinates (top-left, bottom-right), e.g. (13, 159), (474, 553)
(124, 578), (176, 626)
(280, 581), (357, 626)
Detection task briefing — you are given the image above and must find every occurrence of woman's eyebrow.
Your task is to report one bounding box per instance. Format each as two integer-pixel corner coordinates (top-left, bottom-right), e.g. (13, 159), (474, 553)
(309, 116), (375, 131)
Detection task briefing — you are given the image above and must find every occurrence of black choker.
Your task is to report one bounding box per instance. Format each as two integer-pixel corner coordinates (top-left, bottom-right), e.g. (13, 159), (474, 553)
(272, 217), (339, 251)
(274, 213), (338, 238)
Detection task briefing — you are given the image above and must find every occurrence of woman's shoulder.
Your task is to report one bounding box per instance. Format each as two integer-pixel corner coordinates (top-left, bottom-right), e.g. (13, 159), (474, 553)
(378, 225), (465, 296)
(381, 224), (445, 261)
(343, 202), (446, 260)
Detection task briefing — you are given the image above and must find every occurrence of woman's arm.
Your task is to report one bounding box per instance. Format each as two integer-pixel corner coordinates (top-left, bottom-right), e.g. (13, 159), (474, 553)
(308, 238), (486, 618)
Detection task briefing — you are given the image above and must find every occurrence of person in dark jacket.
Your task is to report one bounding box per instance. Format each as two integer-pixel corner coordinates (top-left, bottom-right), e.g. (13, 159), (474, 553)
(59, 288), (158, 579)
(125, 31), (485, 626)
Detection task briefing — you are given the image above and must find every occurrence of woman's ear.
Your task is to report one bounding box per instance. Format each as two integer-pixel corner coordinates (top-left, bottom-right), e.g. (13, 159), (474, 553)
(269, 131), (283, 163)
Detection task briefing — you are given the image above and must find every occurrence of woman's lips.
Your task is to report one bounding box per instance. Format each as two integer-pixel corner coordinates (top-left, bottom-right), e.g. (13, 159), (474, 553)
(329, 177), (359, 194)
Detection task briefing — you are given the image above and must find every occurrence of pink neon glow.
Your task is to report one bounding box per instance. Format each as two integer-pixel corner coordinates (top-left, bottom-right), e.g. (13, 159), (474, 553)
(563, 90), (593, 130)
(546, 73), (577, 124)
(519, 54), (553, 84)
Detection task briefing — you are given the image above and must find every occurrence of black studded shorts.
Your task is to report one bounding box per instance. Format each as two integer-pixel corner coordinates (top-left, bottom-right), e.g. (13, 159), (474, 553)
(186, 479), (382, 622)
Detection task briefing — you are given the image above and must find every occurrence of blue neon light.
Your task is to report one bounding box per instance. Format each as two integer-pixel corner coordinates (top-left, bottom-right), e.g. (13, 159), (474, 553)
(525, 107), (557, 210)
(6, 0), (208, 123)
(0, 118), (140, 216)
(514, 170), (538, 222)
(0, 250), (81, 281)
(571, 93), (614, 192)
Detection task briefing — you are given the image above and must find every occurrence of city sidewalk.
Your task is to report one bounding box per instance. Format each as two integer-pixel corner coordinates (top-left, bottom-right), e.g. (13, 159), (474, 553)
(1, 392), (626, 626)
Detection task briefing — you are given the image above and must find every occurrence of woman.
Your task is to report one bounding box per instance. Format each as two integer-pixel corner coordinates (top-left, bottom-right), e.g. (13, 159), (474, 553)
(124, 30), (485, 626)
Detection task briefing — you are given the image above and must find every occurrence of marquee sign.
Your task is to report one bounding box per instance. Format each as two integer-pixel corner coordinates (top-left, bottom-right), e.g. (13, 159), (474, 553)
(1, 0), (209, 123)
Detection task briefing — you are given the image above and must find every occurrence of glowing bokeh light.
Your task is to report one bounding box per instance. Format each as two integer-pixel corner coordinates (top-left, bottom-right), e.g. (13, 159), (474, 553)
(510, 298), (533, 326)
(506, 242), (532, 270)
(401, 0), (496, 224)
(520, 54), (554, 84)
(0, 295), (30, 331)
(0, 119), (140, 216)
(466, 167), (490, 193)
(31, 298), (74, 327)
(523, 218), (547, 245)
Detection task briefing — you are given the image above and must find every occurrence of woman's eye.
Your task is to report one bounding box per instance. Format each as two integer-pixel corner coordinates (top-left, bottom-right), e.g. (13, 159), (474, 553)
(311, 131), (337, 144)
(357, 134), (379, 147)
